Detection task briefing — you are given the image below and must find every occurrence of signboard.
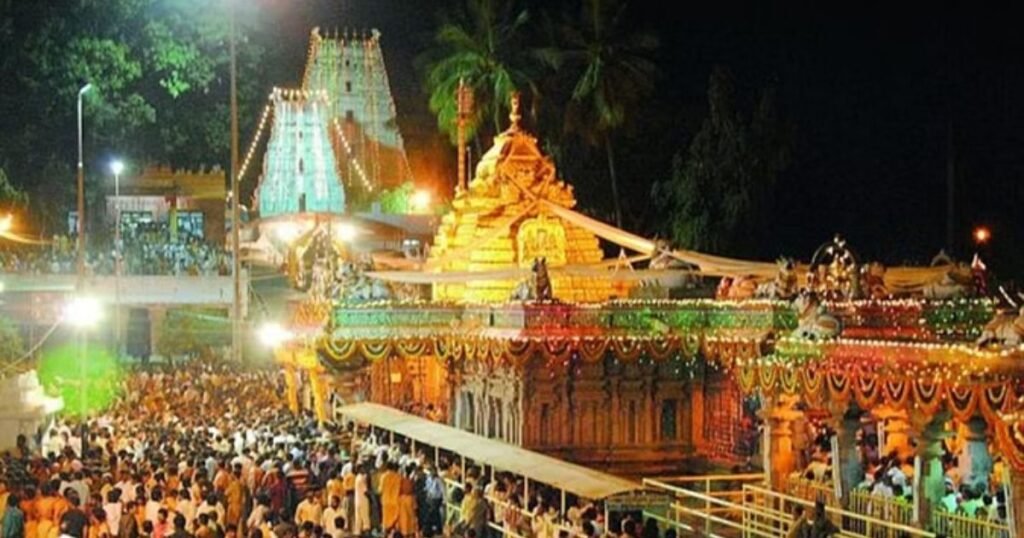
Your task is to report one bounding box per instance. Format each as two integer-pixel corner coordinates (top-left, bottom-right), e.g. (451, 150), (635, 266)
(605, 492), (671, 512)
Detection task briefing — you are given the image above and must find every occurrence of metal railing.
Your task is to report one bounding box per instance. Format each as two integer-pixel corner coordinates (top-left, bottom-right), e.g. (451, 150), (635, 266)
(785, 475), (837, 507)
(642, 477), (937, 538)
(931, 508), (1011, 538)
(644, 474), (766, 536)
(846, 489), (914, 536)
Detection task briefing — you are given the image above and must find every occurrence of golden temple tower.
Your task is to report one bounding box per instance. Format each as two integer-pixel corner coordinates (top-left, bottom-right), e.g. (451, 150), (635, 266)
(429, 94), (616, 303)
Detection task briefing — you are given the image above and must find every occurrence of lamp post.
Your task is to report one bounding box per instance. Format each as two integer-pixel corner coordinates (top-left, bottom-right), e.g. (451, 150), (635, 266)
(77, 83), (93, 290)
(229, 0), (243, 364)
(110, 159), (124, 356)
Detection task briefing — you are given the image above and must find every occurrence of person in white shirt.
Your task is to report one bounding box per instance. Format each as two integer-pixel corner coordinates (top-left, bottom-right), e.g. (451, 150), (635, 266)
(175, 489), (196, 532)
(321, 496), (343, 538)
(145, 489), (164, 524)
(103, 489), (123, 537)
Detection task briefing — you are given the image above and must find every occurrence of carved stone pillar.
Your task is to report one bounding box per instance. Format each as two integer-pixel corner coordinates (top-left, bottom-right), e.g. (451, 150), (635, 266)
(689, 376), (705, 453)
(764, 395), (803, 491)
(957, 415), (992, 491)
(1009, 468), (1024, 538)
(910, 409), (951, 525)
(828, 403), (865, 504)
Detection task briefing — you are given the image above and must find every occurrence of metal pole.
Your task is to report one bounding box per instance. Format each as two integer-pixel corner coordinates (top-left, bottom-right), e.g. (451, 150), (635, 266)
(76, 84), (91, 290)
(456, 79), (467, 193)
(114, 170), (121, 357)
(229, 1), (243, 363)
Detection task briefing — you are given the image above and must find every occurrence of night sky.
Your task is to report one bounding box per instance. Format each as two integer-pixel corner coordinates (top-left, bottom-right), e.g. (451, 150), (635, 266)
(259, 1), (1024, 274)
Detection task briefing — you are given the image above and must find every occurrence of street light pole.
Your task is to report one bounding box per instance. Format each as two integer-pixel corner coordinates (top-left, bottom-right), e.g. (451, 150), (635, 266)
(229, 1), (243, 363)
(111, 160), (124, 357)
(76, 83), (93, 291)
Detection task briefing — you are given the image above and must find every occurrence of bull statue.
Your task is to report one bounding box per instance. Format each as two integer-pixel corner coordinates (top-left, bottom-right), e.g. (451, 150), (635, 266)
(510, 257), (554, 302)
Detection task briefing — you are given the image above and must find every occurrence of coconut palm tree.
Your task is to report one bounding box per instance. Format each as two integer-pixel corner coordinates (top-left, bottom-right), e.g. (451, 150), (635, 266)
(556, 0), (658, 228)
(421, 0), (539, 145)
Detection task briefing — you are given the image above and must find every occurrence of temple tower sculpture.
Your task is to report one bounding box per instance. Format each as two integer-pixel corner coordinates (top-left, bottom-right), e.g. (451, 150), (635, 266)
(428, 94), (616, 303)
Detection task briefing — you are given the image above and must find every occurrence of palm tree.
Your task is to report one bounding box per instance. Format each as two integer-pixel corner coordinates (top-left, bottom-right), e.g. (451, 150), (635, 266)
(556, 0), (658, 228)
(421, 0), (538, 145)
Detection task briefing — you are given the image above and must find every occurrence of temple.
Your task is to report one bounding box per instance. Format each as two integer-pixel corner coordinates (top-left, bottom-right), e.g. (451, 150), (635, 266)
(255, 89), (346, 217)
(268, 88), (1024, 538)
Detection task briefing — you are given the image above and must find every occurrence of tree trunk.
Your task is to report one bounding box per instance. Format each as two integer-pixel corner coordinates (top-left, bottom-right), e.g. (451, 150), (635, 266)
(604, 132), (623, 228)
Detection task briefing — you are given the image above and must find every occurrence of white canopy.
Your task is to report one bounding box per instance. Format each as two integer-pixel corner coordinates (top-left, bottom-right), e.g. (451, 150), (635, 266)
(336, 402), (642, 500)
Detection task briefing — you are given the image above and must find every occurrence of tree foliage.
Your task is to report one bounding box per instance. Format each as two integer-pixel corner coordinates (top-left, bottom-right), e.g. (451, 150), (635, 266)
(659, 67), (791, 257)
(377, 181), (415, 214)
(546, 0), (658, 227)
(0, 316), (25, 367)
(420, 0), (540, 144)
(0, 167), (29, 211)
(0, 0), (268, 230)
(156, 308), (230, 359)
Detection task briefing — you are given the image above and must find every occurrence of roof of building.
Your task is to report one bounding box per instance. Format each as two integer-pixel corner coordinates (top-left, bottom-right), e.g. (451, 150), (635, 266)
(335, 402), (643, 500)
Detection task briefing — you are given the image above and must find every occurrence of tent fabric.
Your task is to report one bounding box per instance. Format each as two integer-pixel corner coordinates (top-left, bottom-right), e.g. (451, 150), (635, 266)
(336, 402), (642, 500)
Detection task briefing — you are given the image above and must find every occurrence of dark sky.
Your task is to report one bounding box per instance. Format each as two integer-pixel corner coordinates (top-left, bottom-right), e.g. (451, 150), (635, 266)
(257, 1), (1024, 273)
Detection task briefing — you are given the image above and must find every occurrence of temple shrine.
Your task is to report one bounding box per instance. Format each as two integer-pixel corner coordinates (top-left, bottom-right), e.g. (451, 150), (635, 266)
(267, 91), (1024, 536)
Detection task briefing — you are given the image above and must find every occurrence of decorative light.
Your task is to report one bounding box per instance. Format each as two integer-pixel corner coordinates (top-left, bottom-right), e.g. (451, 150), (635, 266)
(973, 226), (992, 245)
(0, 214), (12, 235)
(332, 118), (374, 192)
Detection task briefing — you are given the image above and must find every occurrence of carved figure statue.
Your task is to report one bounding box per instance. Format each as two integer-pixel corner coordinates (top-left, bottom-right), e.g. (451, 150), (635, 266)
(922, 265), (974, 300)
(977, 291), (1024, 348)
(792, 291), (843, 340)
(336, 261), (394, 303)
(717, 275), (758, 300)
(755, 257), (798, 300)
(971, 254), (989, 297)
(533, 257), (552, 301)
(857, 262), (888, 300)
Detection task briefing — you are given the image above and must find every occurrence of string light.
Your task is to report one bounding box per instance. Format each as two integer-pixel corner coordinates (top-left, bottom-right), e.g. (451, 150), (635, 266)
(236, 100), (273, 184)
(332, 118), (373, 192)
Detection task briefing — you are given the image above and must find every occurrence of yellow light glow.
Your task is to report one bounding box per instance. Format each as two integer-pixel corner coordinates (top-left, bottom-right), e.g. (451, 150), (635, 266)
(973, 226), (991, 244)
(64, 297), (103, 328)
(336, 223), (358, 242)
(276, 222), (302, 242)
(0, 214), (12, 234)
(258, 322), (293, 347)
(411, 190), (431, 213)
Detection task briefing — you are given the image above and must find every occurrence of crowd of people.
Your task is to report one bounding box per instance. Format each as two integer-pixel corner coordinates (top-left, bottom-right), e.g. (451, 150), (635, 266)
(0, 223), (230, 277)
(0, 361), (663, 538)
(788, 416), (1012, 530)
